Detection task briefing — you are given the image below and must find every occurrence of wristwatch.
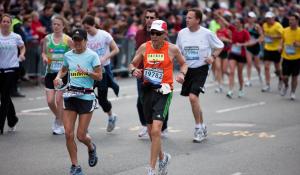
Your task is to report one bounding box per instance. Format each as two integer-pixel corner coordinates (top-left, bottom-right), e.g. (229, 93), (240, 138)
(131, 67), (136, 75)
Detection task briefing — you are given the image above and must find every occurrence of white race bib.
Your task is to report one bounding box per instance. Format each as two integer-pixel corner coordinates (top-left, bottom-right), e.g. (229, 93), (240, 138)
(184, 46), (200, 60)
(144, 68), (163, 85)
(285, 45), (296, 55)
(63, 91), (84, 99)
(231, 45), (242, 55)
(264, 36), (273, 43)
(50, 61), (63, 71)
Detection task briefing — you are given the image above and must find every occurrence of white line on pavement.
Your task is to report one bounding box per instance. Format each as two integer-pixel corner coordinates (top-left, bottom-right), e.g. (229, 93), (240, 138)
(231, 172), (242, 175)
(21, 107), (50, 113)
(216, 102), (266, 113)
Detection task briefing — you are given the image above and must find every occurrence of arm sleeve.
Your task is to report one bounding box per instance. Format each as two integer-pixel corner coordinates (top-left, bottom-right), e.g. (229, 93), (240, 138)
(16, 34), (24, 46)
(209, 31), (224, 49)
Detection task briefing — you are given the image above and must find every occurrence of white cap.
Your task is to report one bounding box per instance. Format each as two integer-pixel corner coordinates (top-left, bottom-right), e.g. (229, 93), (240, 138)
(265, 11), (275, 18)
(248, 11), (257, 18)
(223, 10), (232, 17)
(150, 20), (168, 32)
(220, 2), (228, 9)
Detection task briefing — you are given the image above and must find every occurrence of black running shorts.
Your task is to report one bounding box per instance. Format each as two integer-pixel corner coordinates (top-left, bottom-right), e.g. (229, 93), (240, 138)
(64, 97), (97, 114)
(181, 65), (209, 97)
(282, 58), (300, 76)
(263, 49), (281, 63)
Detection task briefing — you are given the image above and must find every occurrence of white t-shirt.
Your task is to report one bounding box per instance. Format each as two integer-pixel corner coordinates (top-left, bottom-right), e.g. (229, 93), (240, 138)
(176, 26), (224, 68)
(0, 31), (24, 69)
(86, 29), (113, 66)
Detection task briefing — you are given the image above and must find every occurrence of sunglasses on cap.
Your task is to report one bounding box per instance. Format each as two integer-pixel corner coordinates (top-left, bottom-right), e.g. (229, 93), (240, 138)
(150, 31), (164, 36)
(145, 16), (155, 20)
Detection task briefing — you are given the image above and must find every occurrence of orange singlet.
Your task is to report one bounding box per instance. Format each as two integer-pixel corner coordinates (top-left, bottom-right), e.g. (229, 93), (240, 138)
(143, 41), (173, 89)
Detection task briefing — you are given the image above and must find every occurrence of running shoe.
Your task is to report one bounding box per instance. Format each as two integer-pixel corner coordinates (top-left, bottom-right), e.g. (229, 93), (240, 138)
(261, 85), (271, 92)
(158, 152), (171, 175)
(7, 126), (16, 132)
(147, 167), (156, 175)
(52, 119), (65, 135)
(88, 143), (98, 167)
(290, 93), (296, 100)
(278, 80), (283, 91)
(238, 90), (245, 98)
(214, 86), (223, 93)
(107, 115), (117, 132)
(226, 91), (233, 98)
(138, 126), (148, 137)
(280, 86), (288, 96)
(193, 128), (206, 143)
(161, 128), (168, 138)
(70, 165), (84, 175)
(245, 80), (252, 87)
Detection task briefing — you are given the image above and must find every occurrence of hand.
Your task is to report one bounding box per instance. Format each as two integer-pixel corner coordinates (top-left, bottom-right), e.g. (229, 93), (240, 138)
(19, 55), (25, 62)
(132, 68), (142, 79)
(294, 41), (300, 47)
(205, 56), (214, 65)
(53, 77), (62, 88)
(42, 56), (48, 65)
(76, 64), (88, 75)
(175, 73), (185, 84)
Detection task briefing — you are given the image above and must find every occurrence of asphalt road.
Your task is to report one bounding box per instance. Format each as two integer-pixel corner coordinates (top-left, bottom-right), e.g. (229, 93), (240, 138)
(0, 74), (299, 175)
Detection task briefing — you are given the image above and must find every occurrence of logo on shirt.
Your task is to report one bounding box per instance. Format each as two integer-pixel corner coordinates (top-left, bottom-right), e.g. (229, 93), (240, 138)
(147, 54), (164, 64)
(70, 71), (88, 77)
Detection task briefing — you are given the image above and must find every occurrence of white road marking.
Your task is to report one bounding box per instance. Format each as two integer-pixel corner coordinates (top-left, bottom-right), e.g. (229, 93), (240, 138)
(231, 172), (242, 175)
(213, 123), (255, 127)
(216, 102), (266, 113)
(17, 112), (48, 116)
(21, 107), (50, 113)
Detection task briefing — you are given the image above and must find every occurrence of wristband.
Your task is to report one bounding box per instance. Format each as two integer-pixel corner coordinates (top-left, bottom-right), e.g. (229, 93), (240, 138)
(180, 71), (186, 77)
(131, 68), (136, 75)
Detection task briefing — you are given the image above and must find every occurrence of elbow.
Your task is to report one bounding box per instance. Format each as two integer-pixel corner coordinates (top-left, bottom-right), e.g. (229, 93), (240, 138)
(115, 48), (120, 54)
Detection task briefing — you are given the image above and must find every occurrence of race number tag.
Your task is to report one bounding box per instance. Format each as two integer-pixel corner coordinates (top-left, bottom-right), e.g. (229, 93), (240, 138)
(184, 46), (199, 60)
(63, 91), (84, 99)
(285, 45), (296, 55)
(144, 68), (163, 85)
(231, 45), (242, 55)
(264, 36), (273, 43)
(50, 61), (63, 71)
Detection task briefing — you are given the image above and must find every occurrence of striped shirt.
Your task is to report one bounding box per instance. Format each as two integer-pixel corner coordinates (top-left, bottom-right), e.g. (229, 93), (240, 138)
(0, 31), (24, 69)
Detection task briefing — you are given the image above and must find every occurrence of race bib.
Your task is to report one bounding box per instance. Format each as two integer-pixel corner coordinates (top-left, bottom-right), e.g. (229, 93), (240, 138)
(231, 45), (242, 55)
(264, 36), (273, 43)
(285, 45), (296, 55)
(50, 61), (63, 71)
(184, 46), (199, 60)
(63, 90), (84, 99)
(144, 68), (163, 85)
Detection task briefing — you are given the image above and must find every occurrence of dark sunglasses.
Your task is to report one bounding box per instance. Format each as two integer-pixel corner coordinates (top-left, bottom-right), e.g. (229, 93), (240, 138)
(145, 16), (155, 20)
(150, 31), (164, 36)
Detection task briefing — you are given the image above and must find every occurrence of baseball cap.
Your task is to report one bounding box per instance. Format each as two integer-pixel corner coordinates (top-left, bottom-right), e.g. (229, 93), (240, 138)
(72, 28), (87, 41)
(150, 20), (168, 32)
(248, 11), (257, 18)
(265, 11), (275, 18)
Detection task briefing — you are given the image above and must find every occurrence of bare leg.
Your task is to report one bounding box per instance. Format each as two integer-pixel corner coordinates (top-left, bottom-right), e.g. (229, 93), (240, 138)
(189, 93), (203, 124)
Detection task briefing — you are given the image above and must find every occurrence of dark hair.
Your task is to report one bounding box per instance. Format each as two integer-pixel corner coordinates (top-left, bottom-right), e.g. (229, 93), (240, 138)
(145, 8), (158, 18)
(289, 13), (299, 21)
(82, 15), (95, 26)
(187, 8), (203, 24)
(0, 13), (12, 23)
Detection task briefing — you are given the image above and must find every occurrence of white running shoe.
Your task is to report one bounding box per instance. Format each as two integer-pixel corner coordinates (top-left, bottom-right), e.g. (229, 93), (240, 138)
(245, 80), (252, 87)
(280, 86), (288, 96)
(214, 87), (223, 93)
(7, 126), (16, 132)
(158, 152), (171, 175)
(161, 129), (168, 138)
(238, 90), (245, 98)
(261, 85), (271, 92)
(193, 128), (207, 143)
(290, 93), (296, 100)
(147, 167), (156, 175)
(226, 91), (233, 98)
(107, 115), (117, 132)
(138, 126), (148, 137)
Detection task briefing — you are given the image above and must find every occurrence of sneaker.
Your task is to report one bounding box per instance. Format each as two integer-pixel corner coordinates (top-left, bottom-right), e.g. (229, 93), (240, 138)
(261, 85), (271, 92)
(138, 126), (148, 137)
(70, 165), (84, 175)
(278, 80), (283, 91)
(238, 90), (245, 98)
(245, 80), (252, 87)
(107, 115), (117, 132)
(226, 91), (233, 98)
(193, 128), (206, 143)
(88, 143), (98, 167)
(280, 86), (288, 96)
(161, 128), (168, 138)
(158, 152), (171, 175)
(258, 74), (263, 84)
(53, 124), (65, 135)
(290, 93), (296, 100)
(202, 124), (207, 137)
(147, 167), (156, 175)
(214, 86), (223, 93)
(7, 126), (16, 132)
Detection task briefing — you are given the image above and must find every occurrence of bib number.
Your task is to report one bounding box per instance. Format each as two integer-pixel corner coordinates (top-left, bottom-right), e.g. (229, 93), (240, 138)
(285, 45), (296, 55)
(231, 45), (242, 55)
(184, 46), (199, 60)
(264, 36), (273, 44)
(63, 91), (84, 99)
(50, 61), (63, 71)
(144, 68), (163, 85)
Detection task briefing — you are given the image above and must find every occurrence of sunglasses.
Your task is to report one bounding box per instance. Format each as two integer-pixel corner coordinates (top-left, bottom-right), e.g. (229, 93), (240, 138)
(150, 31), (164, 36)
(145, 16), (155, 20)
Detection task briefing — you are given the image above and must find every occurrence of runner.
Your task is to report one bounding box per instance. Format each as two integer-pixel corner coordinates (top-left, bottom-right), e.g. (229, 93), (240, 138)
(129, 20), (187, 175)
(176, 8), (223, 142)
(82, 15), (119, 132)
(245, 11), (264, 87)
(53, 28), (101, 175)
(134, 8), (169, 138)
(0, 14), (26, 134)
(41, 15), (73, 135)
(262, 11), (284, 92)
(280, 13), (300, 100)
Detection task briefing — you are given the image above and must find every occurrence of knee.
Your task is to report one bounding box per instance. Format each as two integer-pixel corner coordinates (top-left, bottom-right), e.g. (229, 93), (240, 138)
(189, 94), (198, 104)
(65, 130), (74, 141)
(150, 128), (161, 138)
(76, 131), (86, 142)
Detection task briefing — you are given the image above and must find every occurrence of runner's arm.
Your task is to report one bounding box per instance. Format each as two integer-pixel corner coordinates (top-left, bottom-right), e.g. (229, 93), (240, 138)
(102, 40), (120, 62)
(128, 43), (145, 78)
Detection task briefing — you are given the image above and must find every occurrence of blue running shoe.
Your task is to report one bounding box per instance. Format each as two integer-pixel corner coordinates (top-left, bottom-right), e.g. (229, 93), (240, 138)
(70, 165), (84, 175)
(88, 143), (98, 167)
(107, 115), (117, 132)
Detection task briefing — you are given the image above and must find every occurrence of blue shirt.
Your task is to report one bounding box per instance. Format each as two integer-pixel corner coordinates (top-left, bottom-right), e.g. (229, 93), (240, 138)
(63, 48), (100, 100)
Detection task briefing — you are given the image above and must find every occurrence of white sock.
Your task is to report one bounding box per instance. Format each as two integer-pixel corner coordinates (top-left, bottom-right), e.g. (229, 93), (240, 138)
(195, 123), (202, 129)
(202, 123), (206, 129)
